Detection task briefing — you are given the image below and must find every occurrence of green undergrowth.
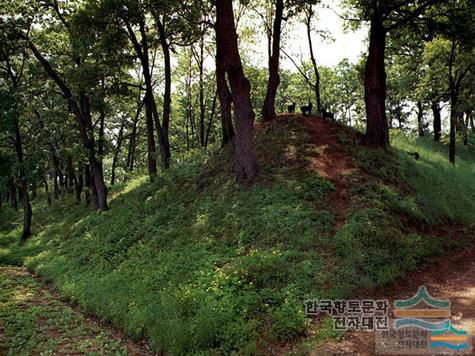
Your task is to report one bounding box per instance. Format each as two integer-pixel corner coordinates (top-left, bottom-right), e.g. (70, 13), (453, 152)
(1, 118), (474, 354)
(0, 266), (127, 355)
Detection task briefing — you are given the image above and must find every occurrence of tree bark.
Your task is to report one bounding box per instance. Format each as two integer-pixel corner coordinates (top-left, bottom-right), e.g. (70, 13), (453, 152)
(262, 0), (284, 121)
(126, 20), (158, 180)
(215, 0), (259, 185)
(364, 12), (389, 147)
(432, 101), (441, 142)
(205, 89), (218, 148)
(155, 17), (172, 168)
(216, 48), (235, 146)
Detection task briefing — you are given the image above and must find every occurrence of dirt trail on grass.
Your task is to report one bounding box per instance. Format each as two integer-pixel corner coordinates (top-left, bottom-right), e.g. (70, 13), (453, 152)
(0, 266), (154, 355)
(312, 243), (475, 355)
(298, 115), (357, 227)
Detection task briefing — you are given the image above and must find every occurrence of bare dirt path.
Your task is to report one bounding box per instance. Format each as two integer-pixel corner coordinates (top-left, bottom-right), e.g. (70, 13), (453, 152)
(0, 266), (154, 355)
(313, 243), (475, 355)
(297, 115), (357, 228)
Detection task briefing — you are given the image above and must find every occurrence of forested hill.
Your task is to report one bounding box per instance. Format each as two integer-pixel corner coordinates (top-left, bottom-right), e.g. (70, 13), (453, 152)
(1, 0), (475, 353)
(1, 115), (474, 354)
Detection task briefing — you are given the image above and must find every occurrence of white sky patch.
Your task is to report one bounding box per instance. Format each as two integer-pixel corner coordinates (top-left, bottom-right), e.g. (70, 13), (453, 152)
(246, 0), (368, 70)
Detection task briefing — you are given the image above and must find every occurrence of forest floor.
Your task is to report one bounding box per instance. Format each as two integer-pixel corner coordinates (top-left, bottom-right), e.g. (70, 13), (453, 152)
(0, 266), (153, 355)
(313, 242), (475, 354)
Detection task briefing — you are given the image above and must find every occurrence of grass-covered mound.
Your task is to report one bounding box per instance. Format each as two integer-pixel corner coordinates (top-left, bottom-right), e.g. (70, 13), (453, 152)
(1, 116), (474, 354)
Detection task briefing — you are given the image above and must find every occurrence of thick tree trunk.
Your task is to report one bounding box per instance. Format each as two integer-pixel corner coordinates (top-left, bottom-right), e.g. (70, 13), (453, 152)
(364, 13), (389, 147)
(417, 100), (424, 136)
(215, 0), (259, 184)
(262, 0), (284, 121)
(216, 49), (235, 146)
(432, 101), (441, 142)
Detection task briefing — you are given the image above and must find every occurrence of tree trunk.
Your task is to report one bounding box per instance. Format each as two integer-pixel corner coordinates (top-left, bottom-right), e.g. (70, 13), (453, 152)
(28, 41), (108, 210)
(417, 100), (424, 136)
(432, 101), (441, 142)
(196, 36), (206, 146)
(126, 99), (143, 173)
(262, 0), (284, 121)
(215, 0), (259, 185)
(14, 119), (32, 241)
(155, 17), (172, 169)
(364, 13), (389, 147)
(205, 89), (218, 148)
(67, 157), (77, 194)
(111, 119), (126, 185)
(305, 6), (321, 113)
(216, 49), (235, 146)
(126, 21), (157, 181)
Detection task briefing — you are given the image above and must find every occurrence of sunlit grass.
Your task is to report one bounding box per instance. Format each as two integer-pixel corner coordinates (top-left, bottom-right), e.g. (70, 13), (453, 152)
(0, 121), (474, 354)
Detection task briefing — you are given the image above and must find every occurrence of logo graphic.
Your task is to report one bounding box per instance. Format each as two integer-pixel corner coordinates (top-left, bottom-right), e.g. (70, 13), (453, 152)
(394, 286), (468, 351)
(376, 286), (472, 354)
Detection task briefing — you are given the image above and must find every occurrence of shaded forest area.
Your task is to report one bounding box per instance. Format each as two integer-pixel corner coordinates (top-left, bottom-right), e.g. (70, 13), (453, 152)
(1, 0), (475, 354)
